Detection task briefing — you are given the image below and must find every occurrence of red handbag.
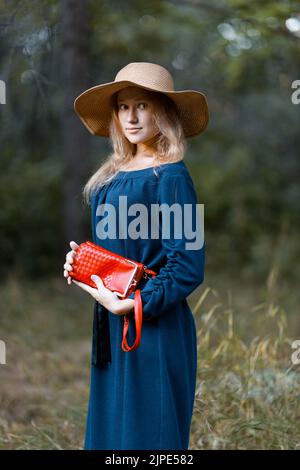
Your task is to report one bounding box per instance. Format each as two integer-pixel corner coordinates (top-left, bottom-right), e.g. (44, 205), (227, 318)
(69, 241), (157, 352)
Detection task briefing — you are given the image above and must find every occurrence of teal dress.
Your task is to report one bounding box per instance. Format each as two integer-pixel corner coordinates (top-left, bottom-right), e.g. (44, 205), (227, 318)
(84, 160), (205, 450)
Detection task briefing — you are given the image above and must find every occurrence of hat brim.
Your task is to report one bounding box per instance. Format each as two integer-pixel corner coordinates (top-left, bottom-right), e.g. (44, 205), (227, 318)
(74, 80), (209, 138)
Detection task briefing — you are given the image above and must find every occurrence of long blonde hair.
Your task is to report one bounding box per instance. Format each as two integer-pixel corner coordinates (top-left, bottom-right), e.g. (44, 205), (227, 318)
(82, 88), (187, 206)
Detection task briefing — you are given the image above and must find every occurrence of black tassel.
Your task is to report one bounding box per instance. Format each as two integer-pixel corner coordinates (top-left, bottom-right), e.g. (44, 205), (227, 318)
(91, 276), (150, 367)
(92, 300), (112, 368)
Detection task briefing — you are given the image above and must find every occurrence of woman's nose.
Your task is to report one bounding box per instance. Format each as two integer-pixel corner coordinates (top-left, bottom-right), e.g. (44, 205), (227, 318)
(127, 107), (138, 122)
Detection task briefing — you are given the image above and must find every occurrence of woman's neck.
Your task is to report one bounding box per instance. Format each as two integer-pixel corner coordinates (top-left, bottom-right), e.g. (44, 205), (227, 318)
(120, 154), (157, 171)
(134, 133), (159, 159)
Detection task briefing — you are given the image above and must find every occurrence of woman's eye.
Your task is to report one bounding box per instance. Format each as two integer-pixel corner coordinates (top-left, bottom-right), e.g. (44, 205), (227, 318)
(118, 103), (146, 110)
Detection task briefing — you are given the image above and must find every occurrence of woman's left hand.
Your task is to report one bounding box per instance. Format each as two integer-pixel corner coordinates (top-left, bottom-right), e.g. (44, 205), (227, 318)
(71, 274), (134, 316)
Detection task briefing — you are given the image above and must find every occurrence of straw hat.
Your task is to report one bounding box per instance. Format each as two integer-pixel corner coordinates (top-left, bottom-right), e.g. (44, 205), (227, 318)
(74, 62), (209, 138)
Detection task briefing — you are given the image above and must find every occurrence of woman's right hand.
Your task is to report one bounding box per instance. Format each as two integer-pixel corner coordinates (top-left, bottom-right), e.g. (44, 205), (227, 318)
(63, 240), (79, 285)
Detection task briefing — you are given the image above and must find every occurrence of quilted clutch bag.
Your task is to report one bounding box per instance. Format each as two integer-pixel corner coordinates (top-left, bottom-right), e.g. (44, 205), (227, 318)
(69, 241), (157, 352)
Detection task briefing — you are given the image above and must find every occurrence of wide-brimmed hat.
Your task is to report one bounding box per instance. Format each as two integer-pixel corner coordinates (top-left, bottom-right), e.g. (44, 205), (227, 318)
(74, 62), (209, 138)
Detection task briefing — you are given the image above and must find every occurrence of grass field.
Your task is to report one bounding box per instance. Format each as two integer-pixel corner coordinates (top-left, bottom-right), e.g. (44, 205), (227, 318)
(0, 267), (299, 450)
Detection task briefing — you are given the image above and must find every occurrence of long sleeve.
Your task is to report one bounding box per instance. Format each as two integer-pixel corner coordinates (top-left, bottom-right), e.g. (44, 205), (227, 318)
(128, 171), (205, 320)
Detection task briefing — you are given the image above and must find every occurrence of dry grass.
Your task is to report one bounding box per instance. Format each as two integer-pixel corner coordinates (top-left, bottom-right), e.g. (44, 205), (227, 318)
(0, 266), (299, 449)
(0, 275), (91, 450)
(189, 267), (300, 450)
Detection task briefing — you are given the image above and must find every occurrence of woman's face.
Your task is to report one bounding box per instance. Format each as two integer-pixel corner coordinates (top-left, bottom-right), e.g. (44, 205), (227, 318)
(116, 87), (160, 144)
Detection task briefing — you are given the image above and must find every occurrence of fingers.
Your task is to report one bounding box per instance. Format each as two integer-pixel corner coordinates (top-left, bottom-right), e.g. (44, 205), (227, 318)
(64, 262), (72, 271)
(63, 241), (79, 285)
(63, 268), (72, 285)
(66, 247), (77, 261)
(72, 276), (118, 312)
(66, 252), (75, 263)
(90, 275), (105, 292)
(64, 269), (72, 284)
(70, 240), (79, 250)
(90, 274), (113, 299)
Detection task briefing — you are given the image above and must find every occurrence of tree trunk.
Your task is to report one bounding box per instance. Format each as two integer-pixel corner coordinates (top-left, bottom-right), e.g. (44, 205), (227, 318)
(61, 0), (91, 246)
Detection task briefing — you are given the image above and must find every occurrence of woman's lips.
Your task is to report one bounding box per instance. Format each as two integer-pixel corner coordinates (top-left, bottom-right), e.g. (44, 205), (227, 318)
(127, 128), (142, 133)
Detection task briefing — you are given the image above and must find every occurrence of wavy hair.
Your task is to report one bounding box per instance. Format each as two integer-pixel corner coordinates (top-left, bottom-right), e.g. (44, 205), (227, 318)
(82, 88), (187, 206)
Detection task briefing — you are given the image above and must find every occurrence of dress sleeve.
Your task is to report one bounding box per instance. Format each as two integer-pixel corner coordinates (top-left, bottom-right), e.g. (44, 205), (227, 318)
(128, 172), (205, 320)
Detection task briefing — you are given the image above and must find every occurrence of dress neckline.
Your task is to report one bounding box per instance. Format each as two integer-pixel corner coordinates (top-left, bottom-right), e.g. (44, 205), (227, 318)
(115, 160), (184, 177)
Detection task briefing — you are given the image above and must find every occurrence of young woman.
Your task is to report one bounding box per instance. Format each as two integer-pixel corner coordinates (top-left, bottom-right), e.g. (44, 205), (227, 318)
(63, 62), (209, 450)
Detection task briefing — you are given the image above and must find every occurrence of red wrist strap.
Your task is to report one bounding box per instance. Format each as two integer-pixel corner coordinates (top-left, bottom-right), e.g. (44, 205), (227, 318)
(121, 289), (142, 352)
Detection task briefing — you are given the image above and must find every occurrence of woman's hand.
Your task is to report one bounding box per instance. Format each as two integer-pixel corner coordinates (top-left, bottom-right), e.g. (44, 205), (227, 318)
(72, 275), (135, 316)
(63, 240), (79, 285)
(63, 240), (135, 315)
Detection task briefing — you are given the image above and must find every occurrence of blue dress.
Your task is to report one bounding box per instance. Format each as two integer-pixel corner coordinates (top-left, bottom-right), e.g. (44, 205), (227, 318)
(84, 160), (205, 450)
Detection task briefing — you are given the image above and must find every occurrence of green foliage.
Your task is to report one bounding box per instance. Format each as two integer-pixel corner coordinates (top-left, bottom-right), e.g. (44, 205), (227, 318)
(0, 0), (299, 281)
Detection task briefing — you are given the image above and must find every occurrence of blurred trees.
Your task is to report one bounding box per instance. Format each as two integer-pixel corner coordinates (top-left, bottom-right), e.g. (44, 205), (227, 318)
(61, 0), (91, 244)
(0, 0), (299, 282)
